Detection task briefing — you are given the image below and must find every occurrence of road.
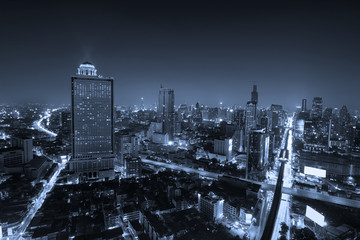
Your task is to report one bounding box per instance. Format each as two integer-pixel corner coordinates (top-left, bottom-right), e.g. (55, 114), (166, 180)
(270, 124), (294, 240)
(281, 187), (360, 208)
(13, 157), (69, 239)
(141, 158), (221, 179)
(260, 157), (286, 240)
(11, 110), (67, 239)
(33, 109), (59, 137)
(142, 158), (360, 209)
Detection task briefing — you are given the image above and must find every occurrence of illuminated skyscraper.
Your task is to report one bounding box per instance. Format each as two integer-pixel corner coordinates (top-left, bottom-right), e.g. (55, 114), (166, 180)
(245, 101), (256, 144)
(311, 97), (323, 120)
(70, 62), (115, 180)
(158, 87), (175, 140)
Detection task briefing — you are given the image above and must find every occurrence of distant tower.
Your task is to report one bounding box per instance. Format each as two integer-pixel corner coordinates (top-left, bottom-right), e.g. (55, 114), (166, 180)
(158, 86), (175, 140)
(251, 85), (258, 105)
(311, 97), (323, 120)
(328, 119), (332, 149)
(250, 84), (258, 124)
(12, 135), (33, 163)
(141, 97), (144, 110)
(301, 99), (307, 112)
(70, 62), (115, 180)
(245, 101), (257, 151)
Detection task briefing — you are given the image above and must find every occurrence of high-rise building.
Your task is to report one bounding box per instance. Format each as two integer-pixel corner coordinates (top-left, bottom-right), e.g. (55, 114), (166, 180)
(12, 135), (33, 163)
(323, 107), (333, 122)
(301, 99), (307, 112)
(115, 132), (139, 166)
(339, 105), (350, 125)
(245, 101), (257, 148)
(214, 138), (233, 161)
(246, 129), (269, 179)
(70, 62), (115, 180)
(125, 156), (142, 178)
(158, 87), (175, 140)
(251, 85), (258, 105)
(311, 97), (323, 120)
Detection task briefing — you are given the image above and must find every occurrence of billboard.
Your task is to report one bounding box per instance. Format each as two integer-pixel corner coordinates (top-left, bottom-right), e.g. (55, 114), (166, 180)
(304, 166), (326, 178)
(305, 205), (326, 227)
(245, 213), (252, 224)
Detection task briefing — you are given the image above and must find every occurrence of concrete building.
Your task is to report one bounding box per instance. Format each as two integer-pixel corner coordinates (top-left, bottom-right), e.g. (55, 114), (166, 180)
(198, 193), (224, 221)
(157, 87), (175, 140)
(125, 157), (142, 178)
(214, 138), (232, 161)
(301, 99), (307, 112)
(0, 147), (23, 172)
(311, 97), (323, 120)
(70, 62), (115, 180)
(115, 132), (139, 166)
(247, 129), (269, 179)
(24, 156), (50, 180)
(12, 136), (33, 163)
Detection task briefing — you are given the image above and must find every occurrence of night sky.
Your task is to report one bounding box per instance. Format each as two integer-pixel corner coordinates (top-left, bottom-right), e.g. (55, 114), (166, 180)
(1, 1), (360, 111)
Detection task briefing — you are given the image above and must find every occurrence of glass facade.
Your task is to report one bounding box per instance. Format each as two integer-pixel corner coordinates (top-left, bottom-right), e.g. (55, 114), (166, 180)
(72, 78), (114, 157)
(158, 88), (175, 140)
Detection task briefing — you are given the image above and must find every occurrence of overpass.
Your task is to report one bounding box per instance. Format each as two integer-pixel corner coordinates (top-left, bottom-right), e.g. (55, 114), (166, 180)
(141, 158), (360, 209)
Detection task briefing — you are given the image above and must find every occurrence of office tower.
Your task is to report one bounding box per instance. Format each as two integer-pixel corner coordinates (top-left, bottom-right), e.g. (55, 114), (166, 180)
(246, 129), (269, 179)
(323, 107), (333, 122)
(125, 156), (142, 178)
(260, 116), (270, 132)
(301, 99), (307, 112)
(245, 101), (257, 143)
(214, 138), (233, 161)
(245, 101), (257, 152)
(115, 132), (139, 166)
(328, 119), (332, 149)
(251, 85), (258, 105)
(12, 135), (33, 163)
(70, 62), (115, 180)
(270, 104), (283, 129)
(311, 97), (323, 120)
(158, 87), (175, 140)
(0, 148), (23, 169)
(339, 105), (350, 125)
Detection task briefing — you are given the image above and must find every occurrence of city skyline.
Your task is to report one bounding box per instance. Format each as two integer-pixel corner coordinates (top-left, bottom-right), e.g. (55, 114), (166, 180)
(2, 1), (360, 240)
(1, 1), (360, 110)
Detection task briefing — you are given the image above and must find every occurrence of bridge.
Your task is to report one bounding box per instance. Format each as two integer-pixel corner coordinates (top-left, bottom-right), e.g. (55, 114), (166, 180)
(141, 158), (360, 209)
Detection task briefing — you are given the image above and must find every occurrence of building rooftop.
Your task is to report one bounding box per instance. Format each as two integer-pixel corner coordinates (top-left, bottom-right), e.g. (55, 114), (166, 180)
(0, 146), (22, 153)
(25, 155), (48, 169)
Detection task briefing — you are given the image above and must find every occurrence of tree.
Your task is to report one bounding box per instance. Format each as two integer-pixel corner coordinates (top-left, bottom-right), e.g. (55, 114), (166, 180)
(279, 222), (289, 235)
(293, 227), (317, 240)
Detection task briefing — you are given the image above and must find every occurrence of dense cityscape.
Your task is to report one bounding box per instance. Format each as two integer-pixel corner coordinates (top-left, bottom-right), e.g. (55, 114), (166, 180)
(0, 61), (360, 240)
(1, 1), (360, 240)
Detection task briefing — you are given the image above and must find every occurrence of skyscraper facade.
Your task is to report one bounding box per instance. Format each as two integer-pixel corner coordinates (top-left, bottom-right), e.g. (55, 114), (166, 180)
(158, 87), (175, 140)
(245, 102), (256, 132)
(311, 97), (323, 120)
(301, 99), (307, 112)
(244, 101), (257, 151)
(70, 62), (115, 180)
(246, 129), (269, 180)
